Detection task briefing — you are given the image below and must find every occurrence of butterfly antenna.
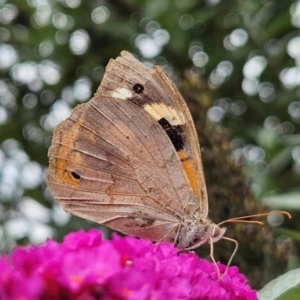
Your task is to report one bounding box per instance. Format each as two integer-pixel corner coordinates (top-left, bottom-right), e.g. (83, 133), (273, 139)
(218, 210), (291, 227)
(214, 211), (291, 279)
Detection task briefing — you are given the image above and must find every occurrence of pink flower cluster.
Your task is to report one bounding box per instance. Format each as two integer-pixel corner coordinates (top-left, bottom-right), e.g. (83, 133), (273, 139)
(0, 229), (257, 300)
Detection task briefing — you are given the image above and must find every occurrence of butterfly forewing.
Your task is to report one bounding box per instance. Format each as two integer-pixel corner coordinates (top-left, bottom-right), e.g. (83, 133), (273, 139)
(97, 51), (208, 216)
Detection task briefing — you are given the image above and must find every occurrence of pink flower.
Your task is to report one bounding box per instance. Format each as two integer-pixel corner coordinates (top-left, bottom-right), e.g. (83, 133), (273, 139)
(0, 229), (258, 300)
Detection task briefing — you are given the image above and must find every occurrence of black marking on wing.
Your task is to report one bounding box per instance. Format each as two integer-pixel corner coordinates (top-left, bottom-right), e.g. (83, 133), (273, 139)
(129, 83), (149, 107)
(133, 83), (144, 94)
(127, 81), (186, 153)
(158, 118), (184, 152)
(71, 171), (81, 180)
(127, 215), (156, 228)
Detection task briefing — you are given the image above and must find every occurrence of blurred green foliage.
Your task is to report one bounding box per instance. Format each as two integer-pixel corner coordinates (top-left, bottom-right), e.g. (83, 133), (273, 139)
(0, 0), (299, 289)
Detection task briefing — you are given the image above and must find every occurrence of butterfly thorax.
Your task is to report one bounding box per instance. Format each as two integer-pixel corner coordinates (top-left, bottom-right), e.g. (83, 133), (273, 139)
(175, 219), (226, 250)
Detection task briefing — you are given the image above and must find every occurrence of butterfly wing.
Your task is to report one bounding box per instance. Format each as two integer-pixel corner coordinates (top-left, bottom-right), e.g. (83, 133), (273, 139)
(48, 88), (199, 241)
(98, 51), (209, 217)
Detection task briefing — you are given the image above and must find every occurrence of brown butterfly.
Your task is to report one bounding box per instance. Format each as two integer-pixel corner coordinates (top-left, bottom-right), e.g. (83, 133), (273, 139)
(48, 51), (290, 268)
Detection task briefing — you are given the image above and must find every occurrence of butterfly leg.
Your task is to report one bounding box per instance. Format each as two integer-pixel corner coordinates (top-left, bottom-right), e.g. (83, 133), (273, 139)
(172, 223), (184, 247)
(209, 238), (221, 280)
(221, 236), (239, 277)
(156, 224), (181, 245)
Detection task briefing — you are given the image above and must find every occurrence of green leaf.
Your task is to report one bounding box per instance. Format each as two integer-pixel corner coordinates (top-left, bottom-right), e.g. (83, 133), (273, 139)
(262, 193), (300, 210)
(258, 268), (300, 300)
(276, 227), (300, 243)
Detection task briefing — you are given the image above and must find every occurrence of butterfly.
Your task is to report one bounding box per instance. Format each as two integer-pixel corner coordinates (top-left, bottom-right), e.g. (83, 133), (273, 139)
(48, 51), (290, 267)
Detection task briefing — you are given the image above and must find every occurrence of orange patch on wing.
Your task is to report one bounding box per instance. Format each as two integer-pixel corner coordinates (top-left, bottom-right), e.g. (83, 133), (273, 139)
(52, 158), (80, 185)
(178, 150), (199, 198)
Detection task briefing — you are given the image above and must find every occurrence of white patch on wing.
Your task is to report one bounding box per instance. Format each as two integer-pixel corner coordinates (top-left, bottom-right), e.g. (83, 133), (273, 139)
(111, 88), (133, 100)
(144, 103), (185, 126)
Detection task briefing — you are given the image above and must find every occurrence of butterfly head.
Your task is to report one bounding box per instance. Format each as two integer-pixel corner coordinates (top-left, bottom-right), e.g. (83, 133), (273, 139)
(176, 221), (226, 251)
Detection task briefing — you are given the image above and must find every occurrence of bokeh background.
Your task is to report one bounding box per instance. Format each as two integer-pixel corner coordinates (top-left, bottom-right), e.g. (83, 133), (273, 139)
(0, 0), (299, 289)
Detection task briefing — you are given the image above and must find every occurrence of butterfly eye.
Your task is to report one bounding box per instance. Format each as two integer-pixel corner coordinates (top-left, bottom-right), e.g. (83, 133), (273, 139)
(133, 83), (144, 94)
(71, 171), (81, 180)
